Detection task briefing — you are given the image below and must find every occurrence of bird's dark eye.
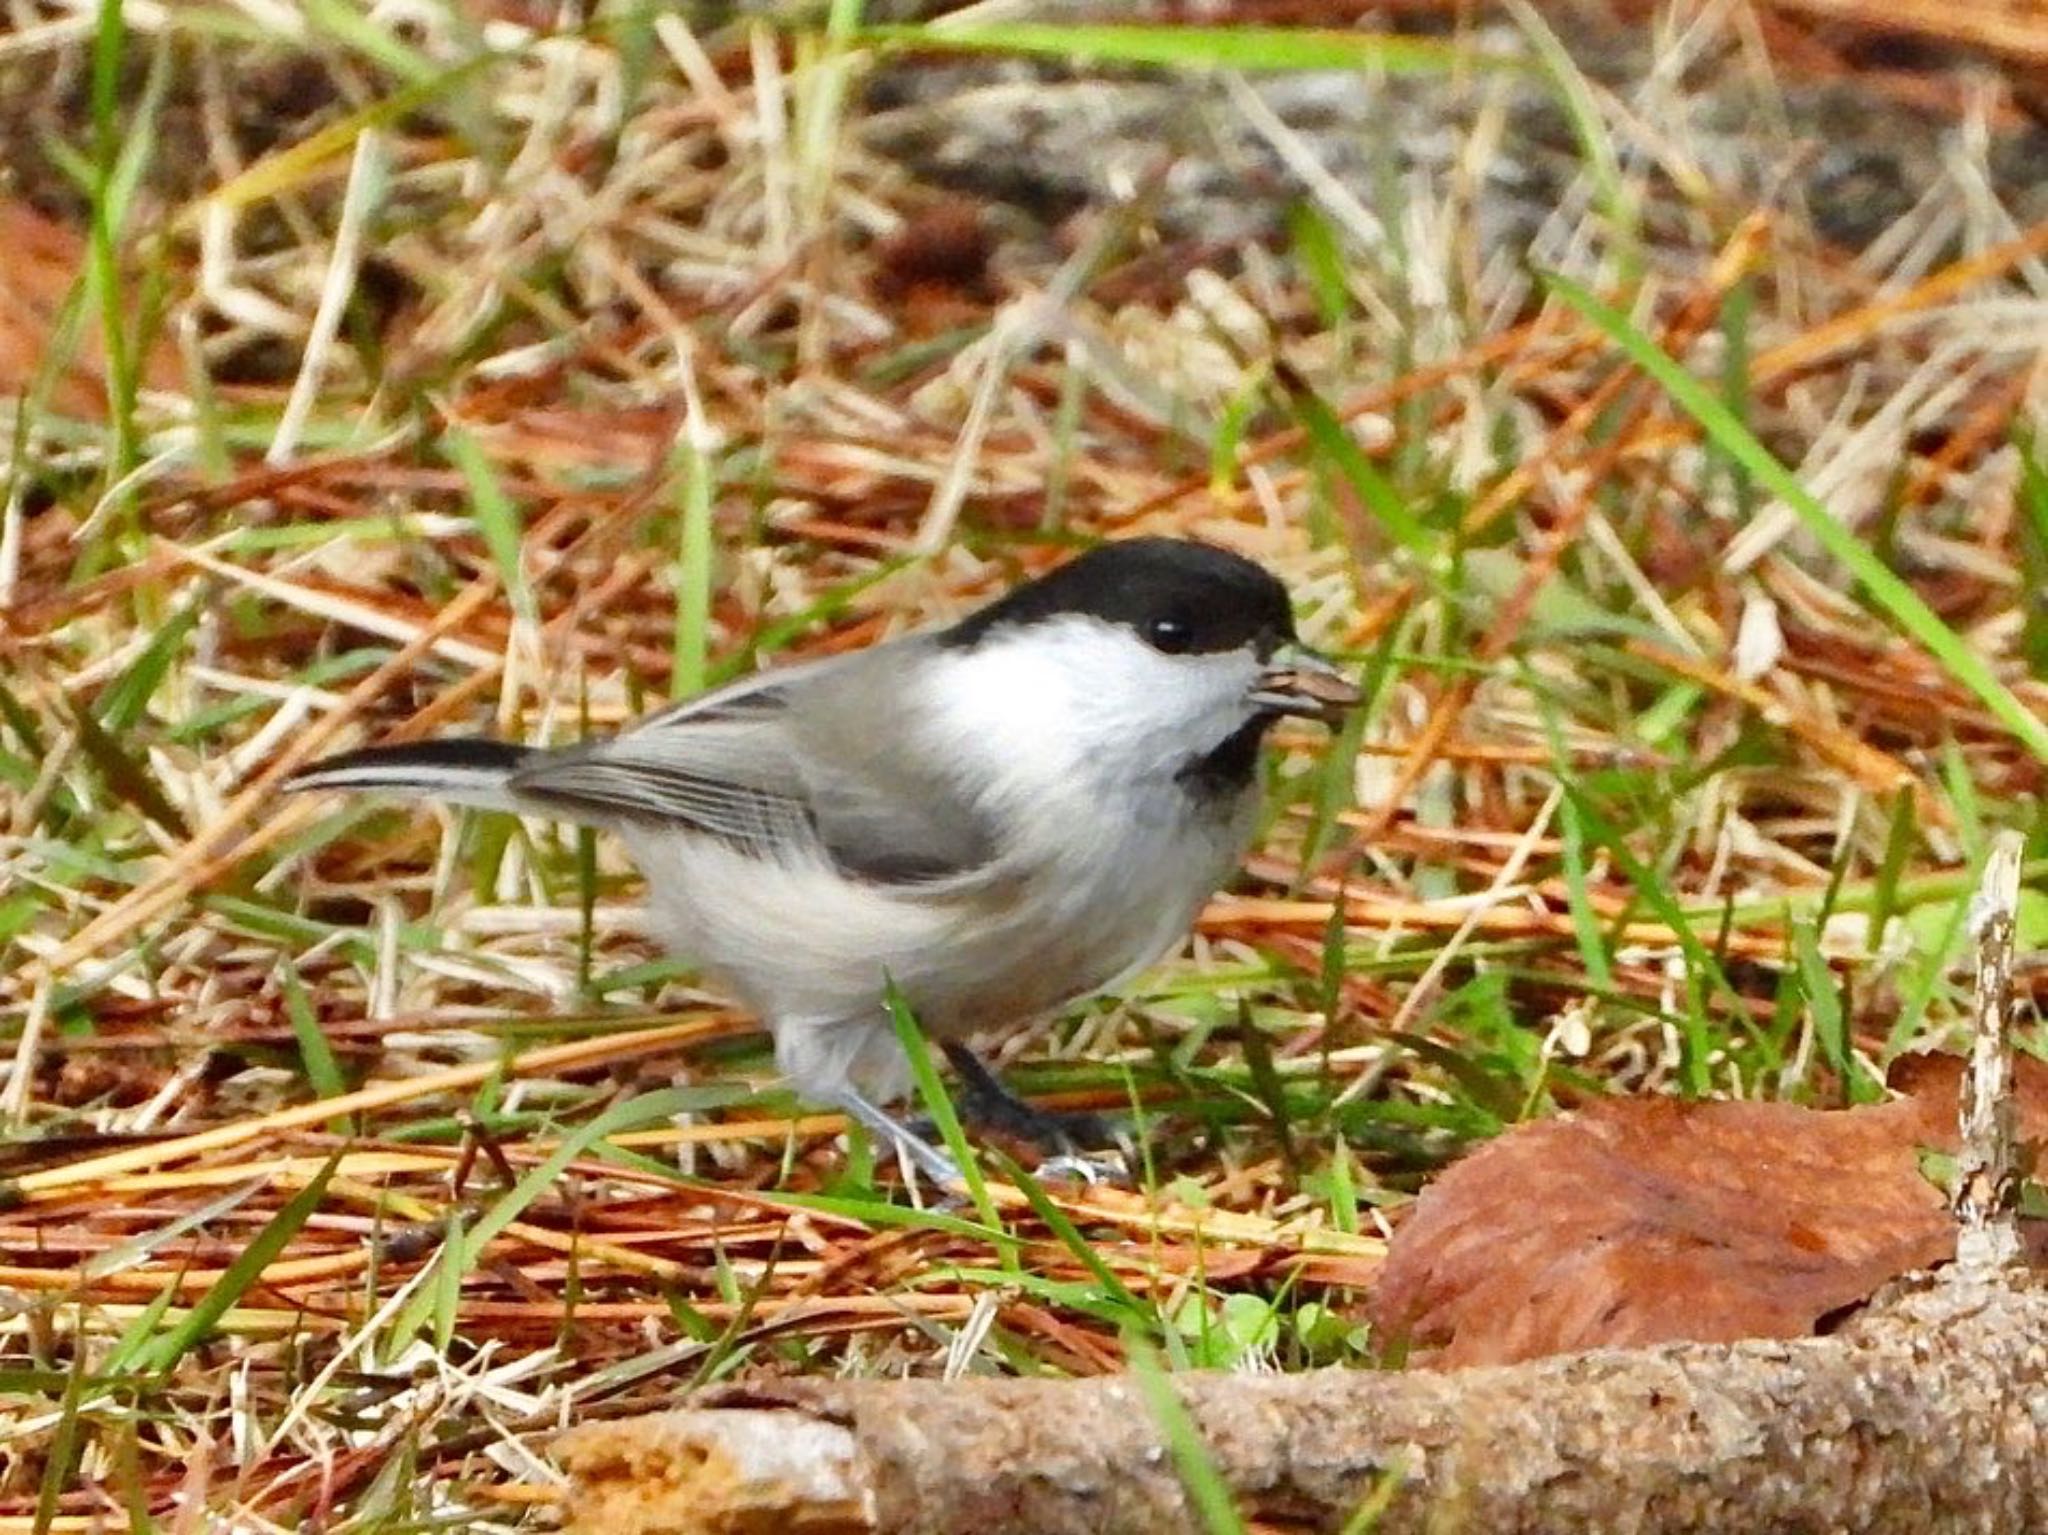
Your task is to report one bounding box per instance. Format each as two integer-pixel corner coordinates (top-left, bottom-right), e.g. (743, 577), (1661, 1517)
(1145, 615), (1196, 654)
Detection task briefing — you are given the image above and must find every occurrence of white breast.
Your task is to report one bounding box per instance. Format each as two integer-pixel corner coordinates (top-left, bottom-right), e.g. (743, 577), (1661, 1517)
(619, 618), (1267, 1103)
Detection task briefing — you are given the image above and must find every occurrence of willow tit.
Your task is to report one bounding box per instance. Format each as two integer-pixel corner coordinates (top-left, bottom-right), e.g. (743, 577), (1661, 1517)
(285, 538), (1359, 1183)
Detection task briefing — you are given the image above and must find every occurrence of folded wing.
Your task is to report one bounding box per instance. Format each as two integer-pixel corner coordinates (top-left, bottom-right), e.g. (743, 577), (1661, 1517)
(507, 649), (997, 885)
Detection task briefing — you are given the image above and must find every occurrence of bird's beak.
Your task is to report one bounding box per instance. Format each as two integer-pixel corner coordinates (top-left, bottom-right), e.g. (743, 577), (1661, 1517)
(1250, 644), (1361, 723)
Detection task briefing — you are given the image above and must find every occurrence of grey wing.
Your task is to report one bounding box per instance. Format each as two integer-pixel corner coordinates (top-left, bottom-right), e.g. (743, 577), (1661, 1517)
(505, 650), (998, 885)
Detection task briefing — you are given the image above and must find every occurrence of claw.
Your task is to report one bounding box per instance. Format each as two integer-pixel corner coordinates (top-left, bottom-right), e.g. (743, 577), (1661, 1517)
(1032, 1151), (1130, 1187)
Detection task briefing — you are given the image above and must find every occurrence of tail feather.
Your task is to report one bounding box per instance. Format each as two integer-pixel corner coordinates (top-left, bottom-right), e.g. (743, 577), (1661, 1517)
(283, 738), (534, 812)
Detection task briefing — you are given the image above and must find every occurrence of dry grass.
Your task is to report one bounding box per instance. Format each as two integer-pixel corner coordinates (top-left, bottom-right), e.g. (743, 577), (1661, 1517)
(1, 2), (2044, 1528)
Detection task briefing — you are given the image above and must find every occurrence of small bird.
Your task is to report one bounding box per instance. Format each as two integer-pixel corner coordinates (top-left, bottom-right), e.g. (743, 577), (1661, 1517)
(284, 538), (1358, 1182)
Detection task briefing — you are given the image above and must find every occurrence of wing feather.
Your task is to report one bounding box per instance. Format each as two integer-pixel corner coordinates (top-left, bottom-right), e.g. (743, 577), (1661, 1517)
(505, 647), (998, 885)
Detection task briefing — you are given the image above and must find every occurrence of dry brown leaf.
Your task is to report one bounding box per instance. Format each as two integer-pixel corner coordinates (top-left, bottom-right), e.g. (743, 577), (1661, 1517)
(1370, 1055), (2048, 1367)
(0, 199), (182, 417)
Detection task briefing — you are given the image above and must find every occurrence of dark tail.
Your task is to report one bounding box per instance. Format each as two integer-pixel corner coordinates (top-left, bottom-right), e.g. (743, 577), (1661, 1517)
(282, 738), (534, 811)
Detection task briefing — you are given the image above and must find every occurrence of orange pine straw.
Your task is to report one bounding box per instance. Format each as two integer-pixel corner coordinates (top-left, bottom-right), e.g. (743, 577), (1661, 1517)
(1752, 216), (2048, 382)
(14, 1017), (731, 1195)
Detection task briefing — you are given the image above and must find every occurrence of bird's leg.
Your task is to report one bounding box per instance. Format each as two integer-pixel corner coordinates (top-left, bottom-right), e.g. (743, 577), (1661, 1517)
(777, 1018), (964, 1190)
(938, 1040), (1093, 1146)
(828, 1084), (963, 1189)
(938, 1041), (1128, 1185)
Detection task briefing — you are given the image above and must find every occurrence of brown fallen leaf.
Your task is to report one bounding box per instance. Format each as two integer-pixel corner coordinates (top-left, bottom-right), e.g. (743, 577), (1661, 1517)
(0, 199), (183, 418)
(1370, 1054), (2048, 1367)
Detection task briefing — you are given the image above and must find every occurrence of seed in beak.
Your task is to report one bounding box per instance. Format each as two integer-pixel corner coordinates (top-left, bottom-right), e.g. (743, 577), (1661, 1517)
(1251, 648), (1361, 723)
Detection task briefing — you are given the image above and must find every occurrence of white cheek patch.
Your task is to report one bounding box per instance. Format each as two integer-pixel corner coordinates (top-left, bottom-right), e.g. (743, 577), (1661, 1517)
(918, 618), (1263, 805)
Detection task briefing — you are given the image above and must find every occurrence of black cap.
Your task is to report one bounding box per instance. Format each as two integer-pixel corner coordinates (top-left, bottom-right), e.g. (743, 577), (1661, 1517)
(942, 538), (1298, 657)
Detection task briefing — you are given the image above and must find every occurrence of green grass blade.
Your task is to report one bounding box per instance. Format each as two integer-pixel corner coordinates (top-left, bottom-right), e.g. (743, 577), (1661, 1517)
(1127, 1337), (1249, 1535)
(68, 696), (190, 838)
(1300, 618), (1398, 878)
(1795, 923), (1874, 1103)
(670, 434), (717, 699)
(432, 1208), (465, 1355)
(32, 1345), (94, 1534)
(96, 601), (200, 733)
(1280, 372), (1432, 558)
(885, 981), (1004, 1233)
(1556, 786), (1614, 990)
(1324, 1140), (1360, 1235)
(1288, 203), (1354, 330)
(1558, 780), (1747, 1061)
(198, 51), (505, 219)
(1209, 369), (1265, 501)
(1868, 787), (1918, 964)
(445, 425), (533, 623)
(303, 0), (443, 85)
(1542, 272), (2048, 763)
(389, 1084), (743, 1347)
(1506, 0), (1639, 280)
(729, 558), (911, 676)
(990, 1150), (1146, 1316)
(1531, 678), (1614, 990)
(100, 1281), (183, 1376)
(139, 1154), (341, 1374)
(87, 0), (138, 500)
(1338, 1457), (1411, 1535)
(2017, 428), (2048, 681)
(280, 963), (351, 1130)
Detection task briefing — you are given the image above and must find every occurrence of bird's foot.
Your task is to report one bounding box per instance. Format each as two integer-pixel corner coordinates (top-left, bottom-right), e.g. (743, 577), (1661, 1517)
(934, 1041), (1131, 1183)
(1031, 1150), (1131, 1188)
(830, 1086), (967, 1192)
